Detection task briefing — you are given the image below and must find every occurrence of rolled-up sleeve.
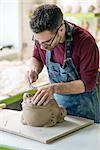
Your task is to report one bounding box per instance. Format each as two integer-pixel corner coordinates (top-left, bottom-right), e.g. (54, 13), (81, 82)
(32, 43), (42, 61)
(79, 37), (99, 92)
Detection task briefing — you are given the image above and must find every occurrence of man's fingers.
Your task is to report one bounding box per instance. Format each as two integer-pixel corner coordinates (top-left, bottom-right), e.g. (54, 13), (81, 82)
(26, 70), (38, 83)
(43, 97), (50, 106)
(37, 94), (48, 106)
(28, 70), (33, 83)
(31, 89), (48, 105)
(31, 90), (40, 101)
(31, 90), (42, 104)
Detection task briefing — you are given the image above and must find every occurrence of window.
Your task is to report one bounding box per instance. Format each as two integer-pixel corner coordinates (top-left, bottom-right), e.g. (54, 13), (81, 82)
(0, 0), (19, 48)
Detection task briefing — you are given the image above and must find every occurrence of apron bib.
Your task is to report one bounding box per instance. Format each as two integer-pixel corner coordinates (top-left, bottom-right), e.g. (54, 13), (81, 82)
(46, 21), (100, 123)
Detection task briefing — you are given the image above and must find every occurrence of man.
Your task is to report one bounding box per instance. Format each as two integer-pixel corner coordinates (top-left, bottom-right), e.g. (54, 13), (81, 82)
(27, 4), (100, 123)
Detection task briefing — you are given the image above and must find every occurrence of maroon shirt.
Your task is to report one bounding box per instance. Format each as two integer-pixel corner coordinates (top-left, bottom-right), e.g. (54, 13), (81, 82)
(33, 24), (99, 92)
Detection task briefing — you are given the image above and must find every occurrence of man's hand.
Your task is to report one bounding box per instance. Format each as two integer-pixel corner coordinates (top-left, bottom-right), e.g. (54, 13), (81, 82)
(26, 57), (44, 84)
(31, 84), (54, 106)
(26, 70), (38, 83)
(30, 80), (85, 106)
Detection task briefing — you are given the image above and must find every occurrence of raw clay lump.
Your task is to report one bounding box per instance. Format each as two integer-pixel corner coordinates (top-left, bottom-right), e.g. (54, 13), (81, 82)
(21, 93), (66, 127)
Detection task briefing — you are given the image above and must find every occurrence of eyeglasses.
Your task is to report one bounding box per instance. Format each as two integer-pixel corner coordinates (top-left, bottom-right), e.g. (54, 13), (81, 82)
(32, 23), (62, 47)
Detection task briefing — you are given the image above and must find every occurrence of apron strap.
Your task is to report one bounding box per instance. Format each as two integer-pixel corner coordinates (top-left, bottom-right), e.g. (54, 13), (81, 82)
(46, 51), (52, 68)
(63, 21), (74, 68)
(63, 21), (80, 79)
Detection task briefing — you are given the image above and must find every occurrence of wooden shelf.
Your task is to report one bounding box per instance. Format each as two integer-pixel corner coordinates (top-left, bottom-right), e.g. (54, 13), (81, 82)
(64, 13), (100, 19)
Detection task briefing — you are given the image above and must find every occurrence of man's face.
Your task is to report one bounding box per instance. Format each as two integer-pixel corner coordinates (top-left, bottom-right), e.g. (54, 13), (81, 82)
(33, 31), (60, 50)
(32, 24), (63, 51)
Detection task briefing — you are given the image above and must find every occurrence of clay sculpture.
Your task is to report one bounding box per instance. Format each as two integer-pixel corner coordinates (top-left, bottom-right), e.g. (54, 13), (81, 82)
(21, 93), (66, 127)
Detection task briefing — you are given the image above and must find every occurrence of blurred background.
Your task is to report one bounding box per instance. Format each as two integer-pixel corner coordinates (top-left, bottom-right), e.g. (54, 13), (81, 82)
(0, 0), (100, 101)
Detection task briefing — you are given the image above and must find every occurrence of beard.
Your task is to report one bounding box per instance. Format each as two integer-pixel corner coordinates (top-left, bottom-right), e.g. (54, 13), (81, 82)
(45, 36), (62, 51)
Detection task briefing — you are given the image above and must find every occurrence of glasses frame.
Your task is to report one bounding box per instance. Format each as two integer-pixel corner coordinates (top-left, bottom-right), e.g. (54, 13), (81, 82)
(32, 23), (62, 47)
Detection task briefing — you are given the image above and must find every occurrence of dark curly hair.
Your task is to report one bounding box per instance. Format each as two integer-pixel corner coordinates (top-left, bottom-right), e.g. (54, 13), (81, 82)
(30, 4), (63, 33)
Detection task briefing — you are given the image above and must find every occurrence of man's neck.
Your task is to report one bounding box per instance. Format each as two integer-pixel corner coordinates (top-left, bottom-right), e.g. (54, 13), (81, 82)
(59, 23), (66, 43)
(60, 22), (74, 43)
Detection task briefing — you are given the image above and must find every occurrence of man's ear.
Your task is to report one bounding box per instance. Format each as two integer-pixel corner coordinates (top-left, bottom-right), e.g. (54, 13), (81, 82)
(59, 23), (65, 34)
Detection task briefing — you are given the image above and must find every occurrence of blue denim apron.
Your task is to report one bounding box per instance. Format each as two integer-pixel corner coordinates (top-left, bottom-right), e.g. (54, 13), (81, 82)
(46, 22), (100, 123)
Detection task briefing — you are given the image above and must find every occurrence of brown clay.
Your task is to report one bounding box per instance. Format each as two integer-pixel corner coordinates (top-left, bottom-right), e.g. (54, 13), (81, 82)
(21, 93), (66, 127)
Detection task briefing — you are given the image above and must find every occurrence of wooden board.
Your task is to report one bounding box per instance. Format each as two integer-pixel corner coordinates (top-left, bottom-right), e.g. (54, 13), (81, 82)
(0, 109), (94, 143)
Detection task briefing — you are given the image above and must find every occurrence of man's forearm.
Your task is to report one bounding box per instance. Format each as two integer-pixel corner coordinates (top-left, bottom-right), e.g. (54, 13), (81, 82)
(53, 80), (85, 94)
(30, 57), (44, 74)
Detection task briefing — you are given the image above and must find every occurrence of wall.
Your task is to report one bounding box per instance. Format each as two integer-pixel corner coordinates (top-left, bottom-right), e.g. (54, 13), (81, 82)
(20, 0), (57, 60)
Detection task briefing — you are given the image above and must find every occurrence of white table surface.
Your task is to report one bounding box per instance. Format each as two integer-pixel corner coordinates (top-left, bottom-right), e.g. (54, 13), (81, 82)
(0, 110), (100, 150)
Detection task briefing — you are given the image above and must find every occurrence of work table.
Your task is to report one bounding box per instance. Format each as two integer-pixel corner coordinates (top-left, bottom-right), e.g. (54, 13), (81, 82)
(0, 110), (100, 150)
(0, 124), (100, 150)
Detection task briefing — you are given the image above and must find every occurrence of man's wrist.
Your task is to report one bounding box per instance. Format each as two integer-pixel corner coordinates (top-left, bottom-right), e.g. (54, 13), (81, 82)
(52, 83), (60, 94)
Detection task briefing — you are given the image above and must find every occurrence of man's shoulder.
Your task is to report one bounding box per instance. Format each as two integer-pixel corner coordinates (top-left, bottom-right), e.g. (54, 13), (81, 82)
(75, 23), (94, 37)
(73, 24), (96, 45)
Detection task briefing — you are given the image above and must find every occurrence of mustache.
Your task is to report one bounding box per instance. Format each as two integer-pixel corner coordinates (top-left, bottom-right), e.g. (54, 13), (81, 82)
(43, 36), (61, 50)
